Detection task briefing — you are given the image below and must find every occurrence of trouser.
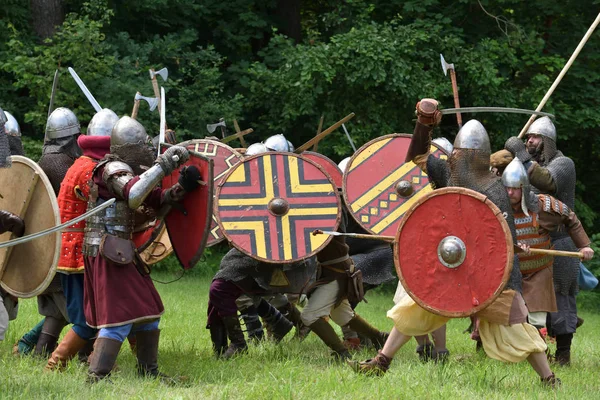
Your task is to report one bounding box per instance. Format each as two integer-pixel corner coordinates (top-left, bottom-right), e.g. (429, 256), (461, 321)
(61, 273), (97, 340)
(98, 320), (160, 342)
(548, 293), (577, 336)
(301, 280), (354, 326)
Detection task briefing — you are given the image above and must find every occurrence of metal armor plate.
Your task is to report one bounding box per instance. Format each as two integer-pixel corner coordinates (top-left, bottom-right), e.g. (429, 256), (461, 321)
(179, 139), (243, 247)
(343, 134), (448, 236)
(161, 150), (214, 269)
(216, 152), (341, 263)
(0, 156), (61, 298)
(394, 187), (513, 317)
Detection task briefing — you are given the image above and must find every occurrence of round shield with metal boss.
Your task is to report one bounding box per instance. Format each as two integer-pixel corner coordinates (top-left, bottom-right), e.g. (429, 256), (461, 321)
(301, 151), (343, 189)
(394, 187), (513, 317)
(180, 138), (243, 247)
(0, 156), (61, 298)
(216, 152), (341, 263)
(343, 134), (448, 236)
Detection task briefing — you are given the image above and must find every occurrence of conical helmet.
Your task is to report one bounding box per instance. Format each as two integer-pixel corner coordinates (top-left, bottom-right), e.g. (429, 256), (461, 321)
(525, 116), (556, 142)
(502, 158), (531, 216)
(432, 137), (453, 154)
(110, 116), (149, 146)
(264, 134), (291, 152)
(45, 107), (80, 139)
(3, 111), (21, 137)
(338, 156), (351, 173)
(245, 142), (268, 156)
(453, 120), (490, 153)
(88, 109), (119, 137)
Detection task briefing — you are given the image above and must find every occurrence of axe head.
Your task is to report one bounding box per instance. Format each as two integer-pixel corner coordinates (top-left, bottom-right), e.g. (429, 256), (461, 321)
(134, 93), (159, 112)
(440, 54), (454, 76)
(206, 120), (226, 134)
(149, 67), (169, 82)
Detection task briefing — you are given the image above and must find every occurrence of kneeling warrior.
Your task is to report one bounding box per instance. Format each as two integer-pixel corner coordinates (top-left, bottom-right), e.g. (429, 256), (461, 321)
(82, 116), (196, 382)
(353, 99), (558, 387)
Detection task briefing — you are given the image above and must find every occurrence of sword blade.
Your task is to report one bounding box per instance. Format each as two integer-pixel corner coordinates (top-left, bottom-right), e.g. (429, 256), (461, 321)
(341, 124), (357, 152)
(67, 67), (102, 112)
(47, 69), (59, 119)
(0, 199), (116, 249)
(158, 86), (166, 156)
(441, 107), (555, 119)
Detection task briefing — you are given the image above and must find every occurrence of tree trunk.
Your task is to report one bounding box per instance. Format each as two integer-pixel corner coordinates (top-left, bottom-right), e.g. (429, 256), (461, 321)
(30, 0), (64, 40)
(275, 0), (302, 43)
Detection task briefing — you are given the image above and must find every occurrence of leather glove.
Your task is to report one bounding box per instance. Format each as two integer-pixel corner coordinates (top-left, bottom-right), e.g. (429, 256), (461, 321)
(415, 99), (442, 126)
(155, 145), (190, 176)
(490, 149), (514, 169)
(178, 165), (202, 192)
(504, 136), (532, 163)
(0, 210), (25, 237)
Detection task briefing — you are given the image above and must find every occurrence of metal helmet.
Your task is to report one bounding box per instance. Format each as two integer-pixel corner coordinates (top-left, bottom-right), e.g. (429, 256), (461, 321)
(432, 137), (453, 154)
(453, 119), (490, 153)
(501, 158), (531, 216)
(287, 140), (295, 152)
(264, 134), (291, 152)
(0, 108), (7, 125)
(3, 112), (21, 137)
(110, 116), (150, 147)
(88, 109), (119, 137)
(245, 142), (268, 156)
(338, 156), (351, 173)
(45, 107), (80, 139)
(525, 116), (556, 142)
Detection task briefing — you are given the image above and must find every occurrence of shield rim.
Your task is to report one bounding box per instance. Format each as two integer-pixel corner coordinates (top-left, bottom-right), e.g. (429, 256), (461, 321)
(163, 148), (214, 269)
(342, 133), (448, 235)
(301, 151), (343, 189)
(393, 186), (513, 318)
(179, 138), (243, 247)
(0, 155), (61, 298)
(215, 152), (342, 264)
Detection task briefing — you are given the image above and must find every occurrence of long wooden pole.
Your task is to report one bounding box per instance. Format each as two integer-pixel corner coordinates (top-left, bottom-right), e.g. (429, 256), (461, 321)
(312, 229), (395, 243)
(518, 12), (600, 138)
(295, 113), (355, 153)
(515, 245), (584, 259)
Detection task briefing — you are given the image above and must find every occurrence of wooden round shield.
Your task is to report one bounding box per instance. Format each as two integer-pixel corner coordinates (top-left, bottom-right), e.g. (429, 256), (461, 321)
(139, 224), (173, 265)
(343, 134), (448, 236)
(180, 139), (243, 247)
(301, 151), (343, 189)
(216, 152), (341, 263)
(394, 187), (513, 317)
(0, 156), (61, 298)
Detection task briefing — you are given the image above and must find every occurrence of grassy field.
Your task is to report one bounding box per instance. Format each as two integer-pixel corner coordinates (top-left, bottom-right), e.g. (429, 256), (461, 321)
(2, 268), (600, 400)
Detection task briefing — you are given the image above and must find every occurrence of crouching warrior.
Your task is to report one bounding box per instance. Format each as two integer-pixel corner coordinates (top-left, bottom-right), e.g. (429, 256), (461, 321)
(82, 116), (196, 382)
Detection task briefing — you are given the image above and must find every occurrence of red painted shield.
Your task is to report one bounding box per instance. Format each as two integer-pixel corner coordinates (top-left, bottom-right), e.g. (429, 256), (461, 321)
(343, 134), (448, 236)
(161, 149), (214, 269)
(216, 153), (341, 263)
(179, 139), (243, 247)
(394, 187), (513, 317)
(301, 151), (343, 189)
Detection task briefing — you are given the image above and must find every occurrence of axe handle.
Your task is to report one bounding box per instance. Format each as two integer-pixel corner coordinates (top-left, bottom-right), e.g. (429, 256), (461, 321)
(519, 247), (584, 259)
(313, 114), (325, 152)
(232, 119), (248, 148)
(131, 97), (141, 120)
(448, 69), (462, 128)
(296, 113), (356, 153)
(150, 70), (162, 114)
(222, 128), (253, 145)
(518, 12), (600, 139)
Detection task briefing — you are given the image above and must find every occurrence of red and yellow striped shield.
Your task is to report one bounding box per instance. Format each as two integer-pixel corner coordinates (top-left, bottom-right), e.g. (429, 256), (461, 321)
(301, 151), (343, 189)
(180, 139), (243, 247)
(216, 153), (341, 263)
(343, 134), (448, 236)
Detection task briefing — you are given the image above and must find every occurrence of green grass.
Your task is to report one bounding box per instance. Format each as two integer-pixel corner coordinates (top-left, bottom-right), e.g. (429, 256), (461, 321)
(2, 268), (600, 399)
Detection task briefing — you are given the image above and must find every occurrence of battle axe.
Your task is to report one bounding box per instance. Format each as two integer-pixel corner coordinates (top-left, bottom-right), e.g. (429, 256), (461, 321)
(149, 68), (168, 114)
(131, 92), (158, 119)
(440, 54), (462, 128)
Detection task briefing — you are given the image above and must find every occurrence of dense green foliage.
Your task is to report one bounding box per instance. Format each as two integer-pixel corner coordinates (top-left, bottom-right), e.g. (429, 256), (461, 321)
(1, 1), (599, 271)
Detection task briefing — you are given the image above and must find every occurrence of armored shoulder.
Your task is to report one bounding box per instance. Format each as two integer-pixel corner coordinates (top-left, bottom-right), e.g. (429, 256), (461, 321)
(538, 194), (570, 217)
(102, 160), (134, 198)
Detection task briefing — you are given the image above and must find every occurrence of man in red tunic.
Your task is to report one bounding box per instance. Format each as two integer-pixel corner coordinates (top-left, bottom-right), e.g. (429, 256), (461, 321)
(81, 116), (195, 382)
(45, 109), (118, 370)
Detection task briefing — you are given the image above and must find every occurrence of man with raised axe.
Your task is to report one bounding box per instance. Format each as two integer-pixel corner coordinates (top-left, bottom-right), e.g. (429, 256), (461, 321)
(15, 107), (82, 358)
(81, 116), (198, 383)
(496, 116), (581, 366)
(352, 99), (558, 387)
(44, 108), (118, 370)
(502, 157), (592, 366)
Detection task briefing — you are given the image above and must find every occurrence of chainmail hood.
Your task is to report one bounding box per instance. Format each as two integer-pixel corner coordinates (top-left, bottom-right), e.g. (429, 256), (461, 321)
(8, 135), (24, 156)
(110, 142), (155, 175)
(42, 135), (82, 159)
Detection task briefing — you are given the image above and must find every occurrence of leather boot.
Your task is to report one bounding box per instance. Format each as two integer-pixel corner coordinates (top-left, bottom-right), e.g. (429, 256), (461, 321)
(555, 333), (572, 366)
(14, 319), (44, 356)
(87, 337), (122, 383)
(416, 343), (435, 362)
(78, 338), (96, 364)
(240, 306), (264, 342)
(208, 323), (228, 357)
(347, 314), (388, 350)
(308, 318), (350, 360)
(45, 329), (88, 371)
(222, 315), (248, 359)
(349, 351), (393, 376)
(258, 300), (293, 343)
(541, 373), (561, 388)
(136, 330), (174, 382)
(35, 316), (67, 357)
(285, 304), (311, 341)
